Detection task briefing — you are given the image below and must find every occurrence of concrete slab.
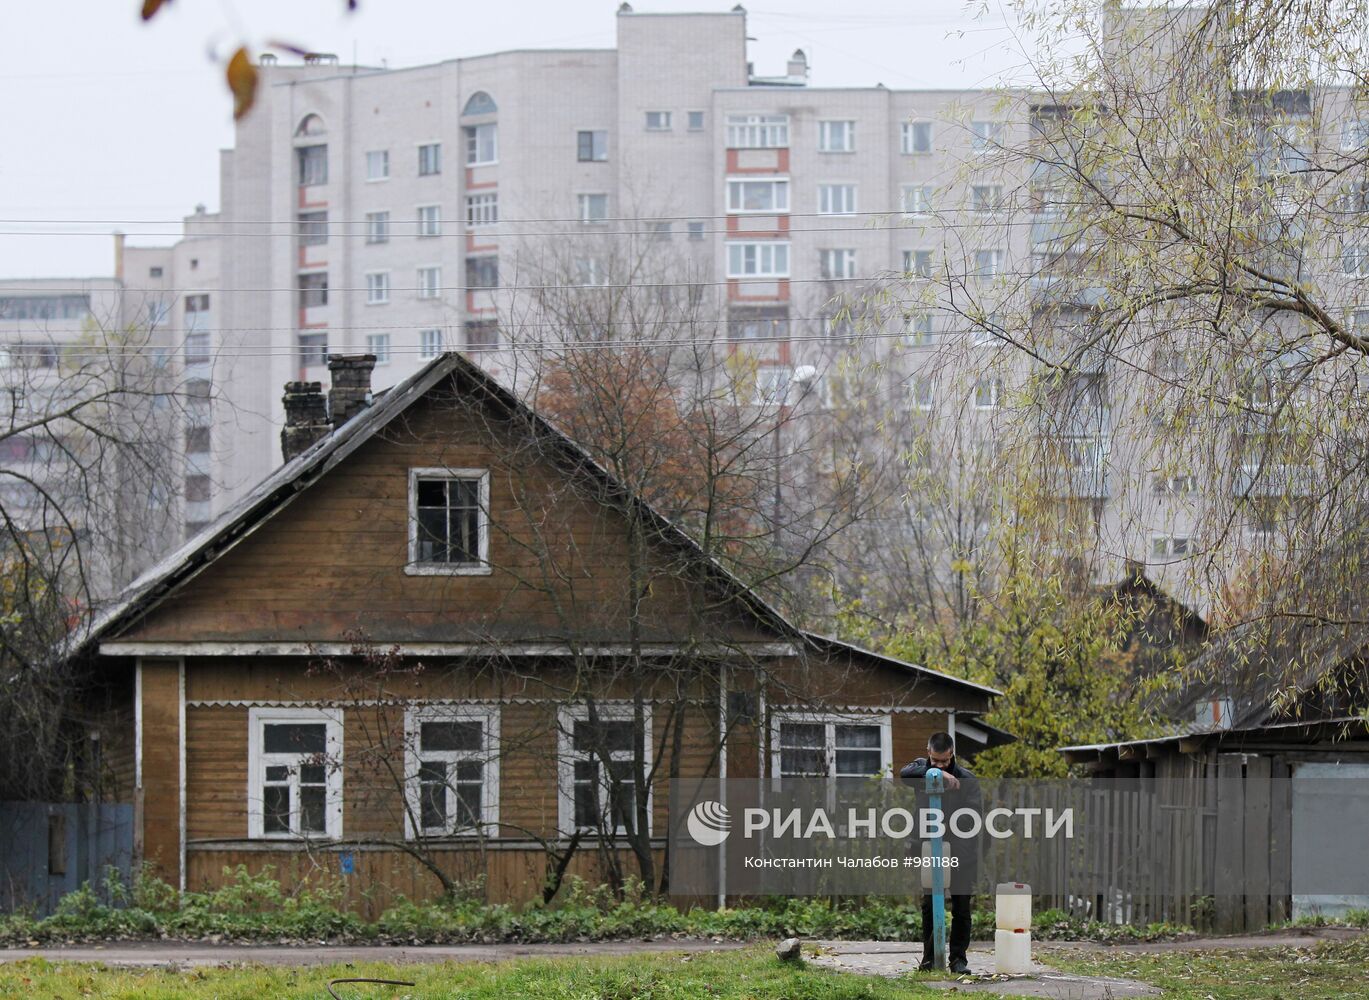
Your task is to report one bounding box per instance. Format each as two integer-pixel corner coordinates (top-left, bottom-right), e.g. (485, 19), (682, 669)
(808, 940), (1160, 999)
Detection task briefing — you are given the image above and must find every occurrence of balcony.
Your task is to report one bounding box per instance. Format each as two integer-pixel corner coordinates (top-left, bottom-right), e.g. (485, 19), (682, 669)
(1233, 462), (1314, 498)
(1046, 434), (1110, 498)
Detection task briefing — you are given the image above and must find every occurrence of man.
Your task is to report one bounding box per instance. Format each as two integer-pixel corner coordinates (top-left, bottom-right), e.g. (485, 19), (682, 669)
(900, 732), (981, 975)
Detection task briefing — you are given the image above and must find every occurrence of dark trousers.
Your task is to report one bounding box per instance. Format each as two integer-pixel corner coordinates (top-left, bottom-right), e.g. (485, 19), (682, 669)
(921, 891), (973, 964)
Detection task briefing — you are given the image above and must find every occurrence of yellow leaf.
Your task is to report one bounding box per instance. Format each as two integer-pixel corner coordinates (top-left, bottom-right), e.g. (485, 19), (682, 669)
(226, 47), (258, 121)
(141, 0), (169, 20)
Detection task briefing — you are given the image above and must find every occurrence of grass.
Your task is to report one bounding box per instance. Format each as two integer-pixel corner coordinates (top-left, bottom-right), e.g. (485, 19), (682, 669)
(1047, 937), (1369, 999)
(0, 948), (940, 1000)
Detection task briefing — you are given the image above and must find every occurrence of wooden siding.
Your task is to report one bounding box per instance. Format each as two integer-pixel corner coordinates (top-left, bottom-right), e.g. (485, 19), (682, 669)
(138, 658), (182, 887)
(117, 389), (774, 647)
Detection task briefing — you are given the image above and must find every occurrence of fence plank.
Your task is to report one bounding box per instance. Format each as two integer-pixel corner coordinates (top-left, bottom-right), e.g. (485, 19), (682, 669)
(1214, 754), (1246, 933)
(1243, 756), (1272, 930)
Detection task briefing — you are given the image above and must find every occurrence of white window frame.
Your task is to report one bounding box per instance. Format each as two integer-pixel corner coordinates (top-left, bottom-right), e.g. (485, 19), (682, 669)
(365, 271), (390, 305)
(576, 128), (609, 162)
(416, 205), (441, 238)
(904, 249), (933, 277)
(686, 110), (706, 132)
(419, 328), (444, 358)
(366, 332), (392, 364)
(578, 193), (609, 224)
(465, 123), (498, 166)
(365, 149), (389, 181)
(726, 113), (790, 149)
(901, 120), (933, 154)
(726, 241), (791, 278)
(1341, 119), (1369, 152)
(1151, 534), (1192, 560)
(974, 377), (1003, 409)
(818, 119), (856, 153)
(726, 177), (790, 214)
(818, 183), (857, 216)
(904, 312), (934, 345)
(417, 141), (442, 177)
(465, 193), (498, 227)
(975, 249), (1005, 279)
(644, 110), (672, 131)
(754, 365), (794, 406)
(901, 184), (933, 217)
(247, 707), (343, 840)
(556, 703), (652, 837)
(365, 210), (391, 244)
(417, 266), (442, 300)
(910, 375), (934, 411)
(768, 710), (892, 782)
(406, 467), (492, 576)
(404, 704), (500, 840)
(972, 184), (1004, 213)
(971, 120), (1004, 153)
(820, 248), (857, 280)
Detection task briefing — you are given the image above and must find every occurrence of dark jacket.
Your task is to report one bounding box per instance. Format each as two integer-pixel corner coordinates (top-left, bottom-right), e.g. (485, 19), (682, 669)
(899, 757), (982, 880)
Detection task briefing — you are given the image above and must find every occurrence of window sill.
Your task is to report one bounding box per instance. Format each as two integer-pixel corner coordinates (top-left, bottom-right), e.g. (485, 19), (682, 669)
(405, 563), (494, 576)
(467, 160), (499, 168)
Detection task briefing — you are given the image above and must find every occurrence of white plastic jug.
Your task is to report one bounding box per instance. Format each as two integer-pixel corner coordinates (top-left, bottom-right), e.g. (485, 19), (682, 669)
(994, 928), (1032, 975)
(995, 882), (1031, 931)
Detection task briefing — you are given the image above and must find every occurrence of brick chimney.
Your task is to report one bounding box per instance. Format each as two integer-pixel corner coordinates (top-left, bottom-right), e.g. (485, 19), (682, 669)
(327, 353), (376, 429)
(280, 381), (330, 462)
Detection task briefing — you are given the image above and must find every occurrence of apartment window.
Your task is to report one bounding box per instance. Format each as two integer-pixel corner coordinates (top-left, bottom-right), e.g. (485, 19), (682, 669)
(973, 315), (1001, 345)
(418, 142), (442, 176)
(408, 468), (490, 573)
(574, 257), (607, 286)
(466, 255), (499, 289)
(727, 242), (790, 278)
(819, 249), (857, 280)
(577, 130), (608, 162)
(417, 205), (441, 237)
(726, 113), (789, 148)
(0, 294), (90, 321)
(1152, 474), (1197, 496)
(909, 375), (933, 410)
(771, 713), (890, 781)
(818, 120), (855, 153)
(972, 184), (1004, 213)
(184, 333), (210, 366)
(727, 178), (790, 213)
(297, 211), (328, 245)
(818, 184), (857, 215)
(149, 266), (163, 278)
(465, 320), (499, 351)
(298, 272), (328, 309)
(649, 222), (673, 241)
(1151, 535), (1192, 559)
(296, 144), (327, 186)
(754, 365), (794, 406)
(901, 120), (933, 154)
(298, 333), (328, 368)
(463, 91), (498, 116)
(974, 377), (1003, 409)
(1343, 243), (1369, 276)
(367, 333), (392, 364)
(687, 110), (705, 131)
(366, 149), (389, 181)
(904, 249), (932, 276)
(365, 272), (390, 305)
(558, 705), (650, 835)
(419, 329), (444, 358)
(248, 707), (343, 839)
(578, 193), (608, 223)
(728, 305), (789, 341)
(822, 312), (855, 341)
(405, 706), (499, 838)
(365, 211), (390, 244)
(901, 185), (933, 216)
(687, 222), (705, 241)
(418, 266), (442, 299)
(464, 123), (498, 165)
(971, 120), (1004, 153)
(185, 474), (211, 503)
(974, 249), (1005, 279)
(1342, 119), (1369, 152)
(904, 312), (934, 345)
(185, 293), (210, 315)
(644, 111), (672, 131)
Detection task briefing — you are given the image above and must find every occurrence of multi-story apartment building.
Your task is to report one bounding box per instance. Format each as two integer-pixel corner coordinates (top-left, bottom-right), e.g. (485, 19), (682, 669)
(11, 7), (1363, 612)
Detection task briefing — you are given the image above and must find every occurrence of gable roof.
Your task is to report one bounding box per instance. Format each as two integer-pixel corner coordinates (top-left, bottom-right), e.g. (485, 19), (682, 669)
(72, 352), (998, 700)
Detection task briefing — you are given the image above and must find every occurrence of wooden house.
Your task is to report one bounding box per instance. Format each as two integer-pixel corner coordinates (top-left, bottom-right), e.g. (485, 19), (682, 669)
(64, 353), (1006, 913)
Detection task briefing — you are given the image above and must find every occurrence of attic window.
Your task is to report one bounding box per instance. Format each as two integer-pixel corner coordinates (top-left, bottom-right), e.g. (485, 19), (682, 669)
(406, 468), (492, 575)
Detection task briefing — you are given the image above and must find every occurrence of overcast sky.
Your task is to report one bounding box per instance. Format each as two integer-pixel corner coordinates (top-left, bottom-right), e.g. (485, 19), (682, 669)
(0, 0), (1031, 279)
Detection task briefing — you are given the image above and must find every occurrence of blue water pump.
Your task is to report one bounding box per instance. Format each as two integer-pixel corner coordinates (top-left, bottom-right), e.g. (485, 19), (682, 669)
(925, 767), (947, 971)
